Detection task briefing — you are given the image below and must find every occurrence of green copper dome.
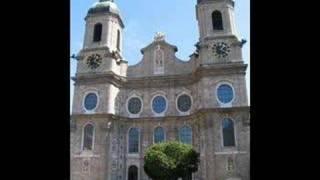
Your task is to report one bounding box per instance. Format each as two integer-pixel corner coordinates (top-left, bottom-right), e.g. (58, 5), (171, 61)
(88, 0), (120, 15)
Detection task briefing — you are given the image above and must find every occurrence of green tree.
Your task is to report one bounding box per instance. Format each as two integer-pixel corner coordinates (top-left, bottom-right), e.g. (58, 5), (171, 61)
(144, 141), (200, 180)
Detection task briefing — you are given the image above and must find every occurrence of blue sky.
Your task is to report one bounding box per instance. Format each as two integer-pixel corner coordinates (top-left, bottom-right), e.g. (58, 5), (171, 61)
(70, 0), (250, 112)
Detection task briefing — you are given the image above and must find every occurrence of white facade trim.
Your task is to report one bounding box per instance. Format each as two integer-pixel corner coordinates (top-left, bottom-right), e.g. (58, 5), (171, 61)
(73, 154), (100, 158)
(126, 94), (143, 118)
(176, 92), (193, 116)
(214, 151), (247, 155)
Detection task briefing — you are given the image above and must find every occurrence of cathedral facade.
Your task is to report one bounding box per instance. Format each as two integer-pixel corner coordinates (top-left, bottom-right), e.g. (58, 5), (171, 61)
(70, 0), (250, 180)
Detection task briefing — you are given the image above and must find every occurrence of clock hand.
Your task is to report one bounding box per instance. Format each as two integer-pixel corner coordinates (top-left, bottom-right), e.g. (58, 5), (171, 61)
(219, 46), (225, 54)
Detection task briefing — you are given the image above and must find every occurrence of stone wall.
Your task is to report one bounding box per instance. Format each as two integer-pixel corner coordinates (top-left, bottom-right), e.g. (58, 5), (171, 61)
(83, 15), (123, 52)
(72, 72), (248, 118)
(70, 108), (250, 180)
(127, 40), (197, 78)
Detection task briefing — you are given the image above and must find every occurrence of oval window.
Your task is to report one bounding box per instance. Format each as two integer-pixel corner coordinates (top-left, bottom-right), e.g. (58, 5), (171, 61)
(84, 93), (98, 111)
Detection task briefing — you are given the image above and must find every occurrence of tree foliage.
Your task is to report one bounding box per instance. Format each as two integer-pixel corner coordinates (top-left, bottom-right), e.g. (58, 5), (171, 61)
(144, 141), (200, 180)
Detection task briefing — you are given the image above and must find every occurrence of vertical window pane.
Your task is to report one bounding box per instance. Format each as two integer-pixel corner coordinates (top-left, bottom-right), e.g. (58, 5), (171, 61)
(180, 126), (192, 144)
(223, 119), (235, 147)
(129, 128), (139, 153)
(83, 124), (94, 150)
(154, 127), (165, 143)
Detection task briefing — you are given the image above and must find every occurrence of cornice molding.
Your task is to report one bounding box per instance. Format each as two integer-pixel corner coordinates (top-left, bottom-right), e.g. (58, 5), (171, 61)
(197, 0), (235, 7)
(79, 47), (124, 62)
(85, 12), (125, 28)
(70, 106), (250, 121)
(73, 72), (126, 87)
(199, 35), (240, 47)
(72, 63), (247, 88)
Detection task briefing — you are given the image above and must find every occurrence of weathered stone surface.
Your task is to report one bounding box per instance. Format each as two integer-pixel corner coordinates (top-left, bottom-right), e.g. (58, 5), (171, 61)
(71, 0), (249, 180)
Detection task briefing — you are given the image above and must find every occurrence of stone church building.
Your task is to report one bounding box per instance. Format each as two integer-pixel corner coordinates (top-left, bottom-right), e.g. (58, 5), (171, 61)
(70, 0), (250, 180)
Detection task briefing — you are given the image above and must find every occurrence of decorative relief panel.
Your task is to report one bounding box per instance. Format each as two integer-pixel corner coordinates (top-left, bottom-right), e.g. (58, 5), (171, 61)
(154, 45), (164, 74)
(82, 159), (90, 173)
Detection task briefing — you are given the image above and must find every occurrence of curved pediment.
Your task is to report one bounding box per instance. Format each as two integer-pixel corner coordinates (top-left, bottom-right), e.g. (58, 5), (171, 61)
(127, 33), (198, 78)
(140, 39), (178, 55)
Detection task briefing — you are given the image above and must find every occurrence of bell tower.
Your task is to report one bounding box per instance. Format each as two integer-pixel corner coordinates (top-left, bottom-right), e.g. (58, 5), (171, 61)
(196, 0), (239, 40)
(75, 0), (127, 77)
(83, 0), (124, 52)
(71, 0), (127, 115)
(196, 0), (246, 64)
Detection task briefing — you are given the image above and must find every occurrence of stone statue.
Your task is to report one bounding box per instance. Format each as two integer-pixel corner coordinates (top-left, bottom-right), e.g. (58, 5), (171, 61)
(154, 32), (165, 41)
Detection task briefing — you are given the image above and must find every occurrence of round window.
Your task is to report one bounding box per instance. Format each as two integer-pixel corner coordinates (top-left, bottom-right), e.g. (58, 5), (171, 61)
(177, 94), (192, 112)
(84, 93), (98, 111)
(128, 97), (142, 114)
(217, 84), (234, 103)
(152, 96), (167, 114)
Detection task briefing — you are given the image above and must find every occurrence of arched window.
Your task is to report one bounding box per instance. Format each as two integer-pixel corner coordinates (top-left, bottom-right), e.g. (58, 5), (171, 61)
(179, 126), (192, 144)
(222, 119), (235, 147)
(154, 127), (165, 143)
(212, 11), (223, 30)
(83, 123), (94, 150)
(117, 29), (121, 51)
(128, 128), (139, 153)
(93, 23), (102, 42)
(128, 165), (138, 180)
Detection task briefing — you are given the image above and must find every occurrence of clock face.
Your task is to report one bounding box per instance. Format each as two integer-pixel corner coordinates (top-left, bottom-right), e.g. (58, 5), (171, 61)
(86, 54), (102, 69)
(212, 42), (231, 58)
